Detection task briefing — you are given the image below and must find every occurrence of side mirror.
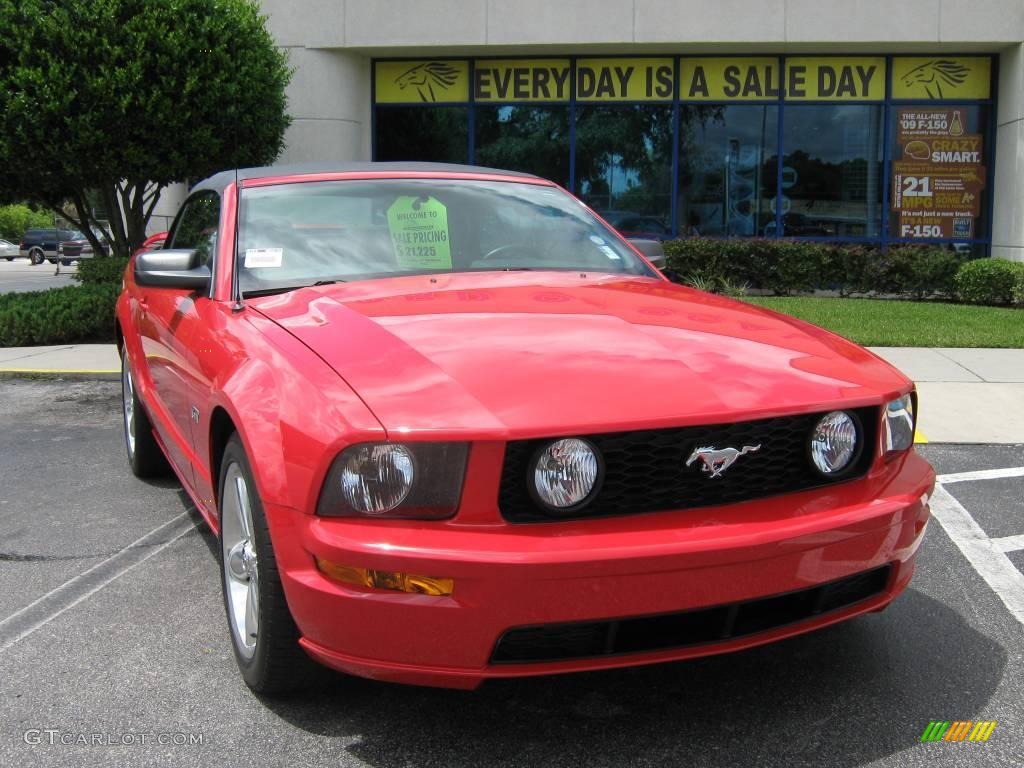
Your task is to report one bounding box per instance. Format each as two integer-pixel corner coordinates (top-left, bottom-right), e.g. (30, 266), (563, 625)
(134, 249), (210, 290)
(626, 238), (667, 270)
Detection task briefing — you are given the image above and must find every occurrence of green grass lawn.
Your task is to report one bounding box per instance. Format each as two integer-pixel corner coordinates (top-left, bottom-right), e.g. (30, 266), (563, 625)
(743, 297), (1024, 348)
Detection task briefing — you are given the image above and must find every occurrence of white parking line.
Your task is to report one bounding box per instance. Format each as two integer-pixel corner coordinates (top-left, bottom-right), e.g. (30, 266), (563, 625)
(0, 513), (198, 654)
(937, 466), (1024, 485)
(991, 534), (1024, 553)
(929, 484), (1024, 627)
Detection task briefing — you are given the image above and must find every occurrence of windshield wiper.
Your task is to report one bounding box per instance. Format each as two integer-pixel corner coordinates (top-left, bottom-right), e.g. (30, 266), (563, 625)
(243, 279), (345, 299)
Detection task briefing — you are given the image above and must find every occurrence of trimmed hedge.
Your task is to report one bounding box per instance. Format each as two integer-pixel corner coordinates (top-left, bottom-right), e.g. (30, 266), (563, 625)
(954, 257), (1024, 306)
(72, 256), (129, 285)
(663, 238), (966, 299)
(2, 253), (126, 346)
(1014, 267), (1024, 308)
(0, 284), (119, 346)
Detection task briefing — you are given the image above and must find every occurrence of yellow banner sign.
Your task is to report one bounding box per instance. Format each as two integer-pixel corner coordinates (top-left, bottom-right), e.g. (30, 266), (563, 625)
(375, 60), (469, 104)
(576, 58), (674, 101)
(474, 59), (571, 103)
(784, 57), (886, 101)
(375, 56), (991, 104)
(679, 58), (782, 101)
(892, 57), (991, 100)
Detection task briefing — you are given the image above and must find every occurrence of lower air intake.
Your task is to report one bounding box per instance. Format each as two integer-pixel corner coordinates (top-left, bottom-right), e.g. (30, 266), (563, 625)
(491, 565), (891, 664)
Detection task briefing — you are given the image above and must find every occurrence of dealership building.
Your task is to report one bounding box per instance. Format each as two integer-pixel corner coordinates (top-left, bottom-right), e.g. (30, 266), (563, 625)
(158, 1), (1024, 260)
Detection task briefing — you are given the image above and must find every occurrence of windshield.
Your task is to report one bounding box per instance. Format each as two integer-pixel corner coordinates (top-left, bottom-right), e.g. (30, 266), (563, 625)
(236, 178), (656, 296)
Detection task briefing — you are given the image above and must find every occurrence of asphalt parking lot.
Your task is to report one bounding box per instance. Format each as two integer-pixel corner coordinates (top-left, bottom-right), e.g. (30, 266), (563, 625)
(0, 379), (1021, 768)
(0, 258), (78, 293)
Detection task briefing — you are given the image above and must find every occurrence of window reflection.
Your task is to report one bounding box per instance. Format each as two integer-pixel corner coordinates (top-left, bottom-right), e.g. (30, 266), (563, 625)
(780, 105), (883, 237)
(678, 105), (779, 237)
(474, 106), (570, 187)
(574, 105), (673, 238)
(376, 107), (468, 164)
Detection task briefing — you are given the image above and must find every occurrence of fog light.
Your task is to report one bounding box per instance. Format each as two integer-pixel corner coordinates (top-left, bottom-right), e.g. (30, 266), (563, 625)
(810, 411), (859, 475)
(530, 438), (601, 511)
(315, 558), (454, 596)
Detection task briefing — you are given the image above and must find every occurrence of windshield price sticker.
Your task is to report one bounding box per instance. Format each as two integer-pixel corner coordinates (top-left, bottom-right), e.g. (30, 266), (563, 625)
(386, 196), (453, 270)
(244, 248), (283, 268)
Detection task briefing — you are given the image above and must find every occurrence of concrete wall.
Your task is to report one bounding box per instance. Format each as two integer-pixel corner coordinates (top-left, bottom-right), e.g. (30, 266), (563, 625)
(258, 0), (1024, 258)
(993, 43), (1024, 261)
(263, 0), (1024, 49)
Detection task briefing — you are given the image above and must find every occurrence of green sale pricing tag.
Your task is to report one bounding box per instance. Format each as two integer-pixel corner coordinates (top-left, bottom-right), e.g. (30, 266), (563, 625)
(386, 196), (453, 270)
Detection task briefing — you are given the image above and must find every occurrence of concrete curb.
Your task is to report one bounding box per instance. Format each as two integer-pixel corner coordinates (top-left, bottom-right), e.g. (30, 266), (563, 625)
(0, 343), (120, 380)
(0, 369), (119, 382)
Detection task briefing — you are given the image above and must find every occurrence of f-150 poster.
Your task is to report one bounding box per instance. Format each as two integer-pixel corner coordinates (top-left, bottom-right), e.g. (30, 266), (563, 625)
(891, 108), (986, 240)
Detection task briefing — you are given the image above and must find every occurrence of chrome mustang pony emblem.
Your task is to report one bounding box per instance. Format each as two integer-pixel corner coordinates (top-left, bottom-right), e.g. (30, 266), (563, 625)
(686, 444), (761, 478)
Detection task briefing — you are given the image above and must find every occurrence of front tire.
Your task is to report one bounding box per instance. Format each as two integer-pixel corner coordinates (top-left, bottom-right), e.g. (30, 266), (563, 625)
(121, 348), (169, 478)
(219, 434), (315, 693)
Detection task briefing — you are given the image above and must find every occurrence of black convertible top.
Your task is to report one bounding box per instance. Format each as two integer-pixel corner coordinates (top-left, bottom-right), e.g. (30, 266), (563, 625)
(192, 162), (541, 195)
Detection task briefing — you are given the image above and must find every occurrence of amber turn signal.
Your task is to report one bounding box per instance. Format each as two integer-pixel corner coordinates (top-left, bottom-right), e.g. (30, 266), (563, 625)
(315, 558), (454, 596)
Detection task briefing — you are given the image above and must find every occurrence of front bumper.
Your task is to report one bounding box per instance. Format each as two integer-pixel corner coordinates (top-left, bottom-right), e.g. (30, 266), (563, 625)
(270, 451), (933, 689)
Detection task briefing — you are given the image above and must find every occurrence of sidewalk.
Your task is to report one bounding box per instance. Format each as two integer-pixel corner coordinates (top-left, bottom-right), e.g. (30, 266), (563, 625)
(0, 344), (1021, 444)
(0, 344), (119, 379)
(868, 347), (1024, 445)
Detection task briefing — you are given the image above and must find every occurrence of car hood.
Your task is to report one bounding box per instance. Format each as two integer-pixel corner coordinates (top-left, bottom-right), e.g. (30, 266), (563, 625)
(250, 272), (910, 439)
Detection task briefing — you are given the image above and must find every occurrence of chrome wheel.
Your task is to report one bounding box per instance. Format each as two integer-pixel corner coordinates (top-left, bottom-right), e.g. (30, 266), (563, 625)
(222, 463), (259, 659)
(121, 351), (136, 458)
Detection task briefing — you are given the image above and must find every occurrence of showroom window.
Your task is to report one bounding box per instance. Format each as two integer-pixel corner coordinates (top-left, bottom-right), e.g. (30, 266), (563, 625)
(780, 105), (884, 238)
(372, 55), (995, 253)
(375, 107), (468, 165)
(574, 104), (674, 238)
(678, 105), (779, 238)
(474, 106), (570, 188)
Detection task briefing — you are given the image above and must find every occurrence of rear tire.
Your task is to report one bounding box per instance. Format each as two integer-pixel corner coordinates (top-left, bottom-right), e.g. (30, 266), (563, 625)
(219, 434), (317, 693)
(29, 248), (44, 265)
(121, 348), (169, 478)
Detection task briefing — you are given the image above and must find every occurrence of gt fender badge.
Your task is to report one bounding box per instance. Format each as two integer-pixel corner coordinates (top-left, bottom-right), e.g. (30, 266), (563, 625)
(686, 444), (761, 478)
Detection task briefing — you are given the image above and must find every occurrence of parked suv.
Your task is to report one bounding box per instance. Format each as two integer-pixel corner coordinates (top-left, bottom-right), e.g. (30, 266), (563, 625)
(19, 228), (78, 265)
(58, 232), (110, 265)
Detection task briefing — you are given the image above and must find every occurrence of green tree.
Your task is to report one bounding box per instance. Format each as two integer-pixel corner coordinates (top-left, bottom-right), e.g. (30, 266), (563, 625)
(0, 0), (291, 258)
(0, 204), (53, 242)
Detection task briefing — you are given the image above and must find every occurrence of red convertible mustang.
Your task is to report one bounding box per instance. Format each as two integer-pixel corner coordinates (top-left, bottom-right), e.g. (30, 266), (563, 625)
(117, 163), (934, 692)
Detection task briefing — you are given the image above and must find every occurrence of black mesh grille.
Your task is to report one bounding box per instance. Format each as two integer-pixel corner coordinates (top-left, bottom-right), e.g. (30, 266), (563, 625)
(499, 407), (878, 522)
(491, 565), (892, 664)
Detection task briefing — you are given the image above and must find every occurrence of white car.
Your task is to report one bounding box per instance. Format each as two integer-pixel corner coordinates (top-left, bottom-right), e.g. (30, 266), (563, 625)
(0, 239), (20, 261)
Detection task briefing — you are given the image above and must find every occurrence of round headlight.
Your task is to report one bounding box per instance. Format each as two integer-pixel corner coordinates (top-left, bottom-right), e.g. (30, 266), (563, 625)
(531, 438), (601, 511)
(810, 411), (859, 475)
(339, 444), (414, 514)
